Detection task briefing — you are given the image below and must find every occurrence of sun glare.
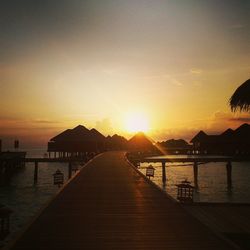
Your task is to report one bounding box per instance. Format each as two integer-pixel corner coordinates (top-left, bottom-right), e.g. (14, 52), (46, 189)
(125, 113), (149, 133)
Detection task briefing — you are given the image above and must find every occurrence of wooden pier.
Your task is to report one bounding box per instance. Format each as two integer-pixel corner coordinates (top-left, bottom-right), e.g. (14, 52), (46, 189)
(8, 152), (233, 249)
(23, 157), (89, 184)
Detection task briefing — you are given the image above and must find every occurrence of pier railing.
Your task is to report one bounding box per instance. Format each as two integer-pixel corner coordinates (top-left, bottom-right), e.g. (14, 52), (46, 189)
(0, 154), (96, 185)
(132, 155), (250, 192)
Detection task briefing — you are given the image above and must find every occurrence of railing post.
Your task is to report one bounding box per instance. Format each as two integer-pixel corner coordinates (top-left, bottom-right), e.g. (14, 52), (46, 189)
(34, 161), (38, 184)
(162, 161), (166, 183)
(226, 161), (232, 191)
(68, 162), (72, 179)
(193, 162), (198, 190)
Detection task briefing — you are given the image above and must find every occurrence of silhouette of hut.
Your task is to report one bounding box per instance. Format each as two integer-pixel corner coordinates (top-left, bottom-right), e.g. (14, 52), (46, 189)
(105, 134), (128, 150)
(190, 123), (250, 155)
(128, 132), (157, 153)
(230, 79), (250, 112)
(90, 128), (107, 150)
(157, 139), (192, 154)
(48, 125), (106, 157)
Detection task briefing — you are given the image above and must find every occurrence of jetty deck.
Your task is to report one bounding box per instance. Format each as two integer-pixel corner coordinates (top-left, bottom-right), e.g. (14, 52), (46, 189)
(10, 152), (232, 249)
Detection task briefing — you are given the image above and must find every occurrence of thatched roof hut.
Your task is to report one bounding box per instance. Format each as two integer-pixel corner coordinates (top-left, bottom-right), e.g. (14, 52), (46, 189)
(190, 131), (207, 144)
(190, 123), (250, 154)
(48, 125), (106, 153)
(105, 134), (128, 150)
(128, 132), (156, 152)
(230, 79), (250, 112)
(90, 128), (106, 141)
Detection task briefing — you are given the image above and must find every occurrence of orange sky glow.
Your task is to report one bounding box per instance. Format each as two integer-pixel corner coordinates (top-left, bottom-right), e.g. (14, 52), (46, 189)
(0, 0), (250, 148)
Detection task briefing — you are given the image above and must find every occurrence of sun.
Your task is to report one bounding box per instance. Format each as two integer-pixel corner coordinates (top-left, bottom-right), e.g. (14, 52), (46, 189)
(124, 112), (149, 133)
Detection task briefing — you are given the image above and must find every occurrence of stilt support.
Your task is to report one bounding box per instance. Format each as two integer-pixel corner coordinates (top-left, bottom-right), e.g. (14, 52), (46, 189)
(193, 162), (198, 190)
(226, 161), (232, 191)
(68, 162), (72, 179)
(162, 162), (166, 183)
(34, 161), (38, 184)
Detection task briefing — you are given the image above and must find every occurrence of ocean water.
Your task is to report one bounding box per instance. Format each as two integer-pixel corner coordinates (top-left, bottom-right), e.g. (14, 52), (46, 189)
(139, 160), (250, 203)
(0, 148), (81, 247)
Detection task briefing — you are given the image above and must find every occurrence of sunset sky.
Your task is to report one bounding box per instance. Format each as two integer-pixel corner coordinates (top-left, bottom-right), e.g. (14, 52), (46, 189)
(0, 0), (250, 147)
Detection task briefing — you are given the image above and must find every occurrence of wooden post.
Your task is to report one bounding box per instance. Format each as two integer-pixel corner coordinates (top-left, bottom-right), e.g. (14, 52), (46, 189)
(34, 161), (38, 184)
(162, 162), (166, 183)
(68, 162), (72, 179)
(193, 162), (198, 190)
(226, 161), (232, 191)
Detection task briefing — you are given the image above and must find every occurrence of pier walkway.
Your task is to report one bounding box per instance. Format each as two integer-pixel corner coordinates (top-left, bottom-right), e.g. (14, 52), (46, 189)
(10, 152), (232, 249)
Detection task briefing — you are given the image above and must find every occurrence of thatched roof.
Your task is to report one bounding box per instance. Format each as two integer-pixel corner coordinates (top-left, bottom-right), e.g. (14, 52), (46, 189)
(105, 134), (128, 150)
(160, 139), (190, 148)
(234, 123), (250, 138)
(50, 125), (98, 142)
(90, 128), (106, 141)
(110, 134), (128, 144)
(190, 123), (250, 144)
(230, 79), (250, 112)
(190, 131), (207, 143)
(50, 129), (72, 141)
(221, 128), (234, 137)
(128, 132), (156, 151)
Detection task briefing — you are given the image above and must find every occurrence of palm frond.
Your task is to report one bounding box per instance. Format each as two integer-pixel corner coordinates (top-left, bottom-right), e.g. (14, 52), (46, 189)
(229, 79), (250, 112)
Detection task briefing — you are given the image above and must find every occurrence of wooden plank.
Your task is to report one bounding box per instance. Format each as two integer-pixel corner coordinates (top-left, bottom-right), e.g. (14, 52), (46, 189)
(10, 152), (233, 249)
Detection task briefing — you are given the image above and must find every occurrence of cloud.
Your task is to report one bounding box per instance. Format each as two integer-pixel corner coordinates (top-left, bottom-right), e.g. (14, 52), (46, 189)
(160, 74), (183, 86)
(0, 117), (64, 135)
(101, 69), (115, 76)
(230, 24), (244, 29)
(228, 117), (250, 123)
(151, 128), (199, 142)
(207, 111), (250, 132)
(33, 119), (60, 124)
(95, 118), (113, 136)
(150, 111), (250, 142)
(190, 68), (203, 74)
(142, 74), (183, 86)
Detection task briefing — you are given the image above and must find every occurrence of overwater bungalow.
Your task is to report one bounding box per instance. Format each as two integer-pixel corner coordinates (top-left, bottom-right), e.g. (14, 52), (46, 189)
(47, 125), (107, 157)
(47, 125), (129, 158)
(48, 126), (167, 158)
(128, 132), (159, 154)
(190, 123), (250, 155)
(157, 139), (192, 154)
(105, 134), (128, 150)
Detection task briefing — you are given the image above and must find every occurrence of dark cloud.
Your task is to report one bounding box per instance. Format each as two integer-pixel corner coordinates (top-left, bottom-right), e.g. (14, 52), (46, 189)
(33, 119), (60, 124)
(229, 117), (250, 122)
